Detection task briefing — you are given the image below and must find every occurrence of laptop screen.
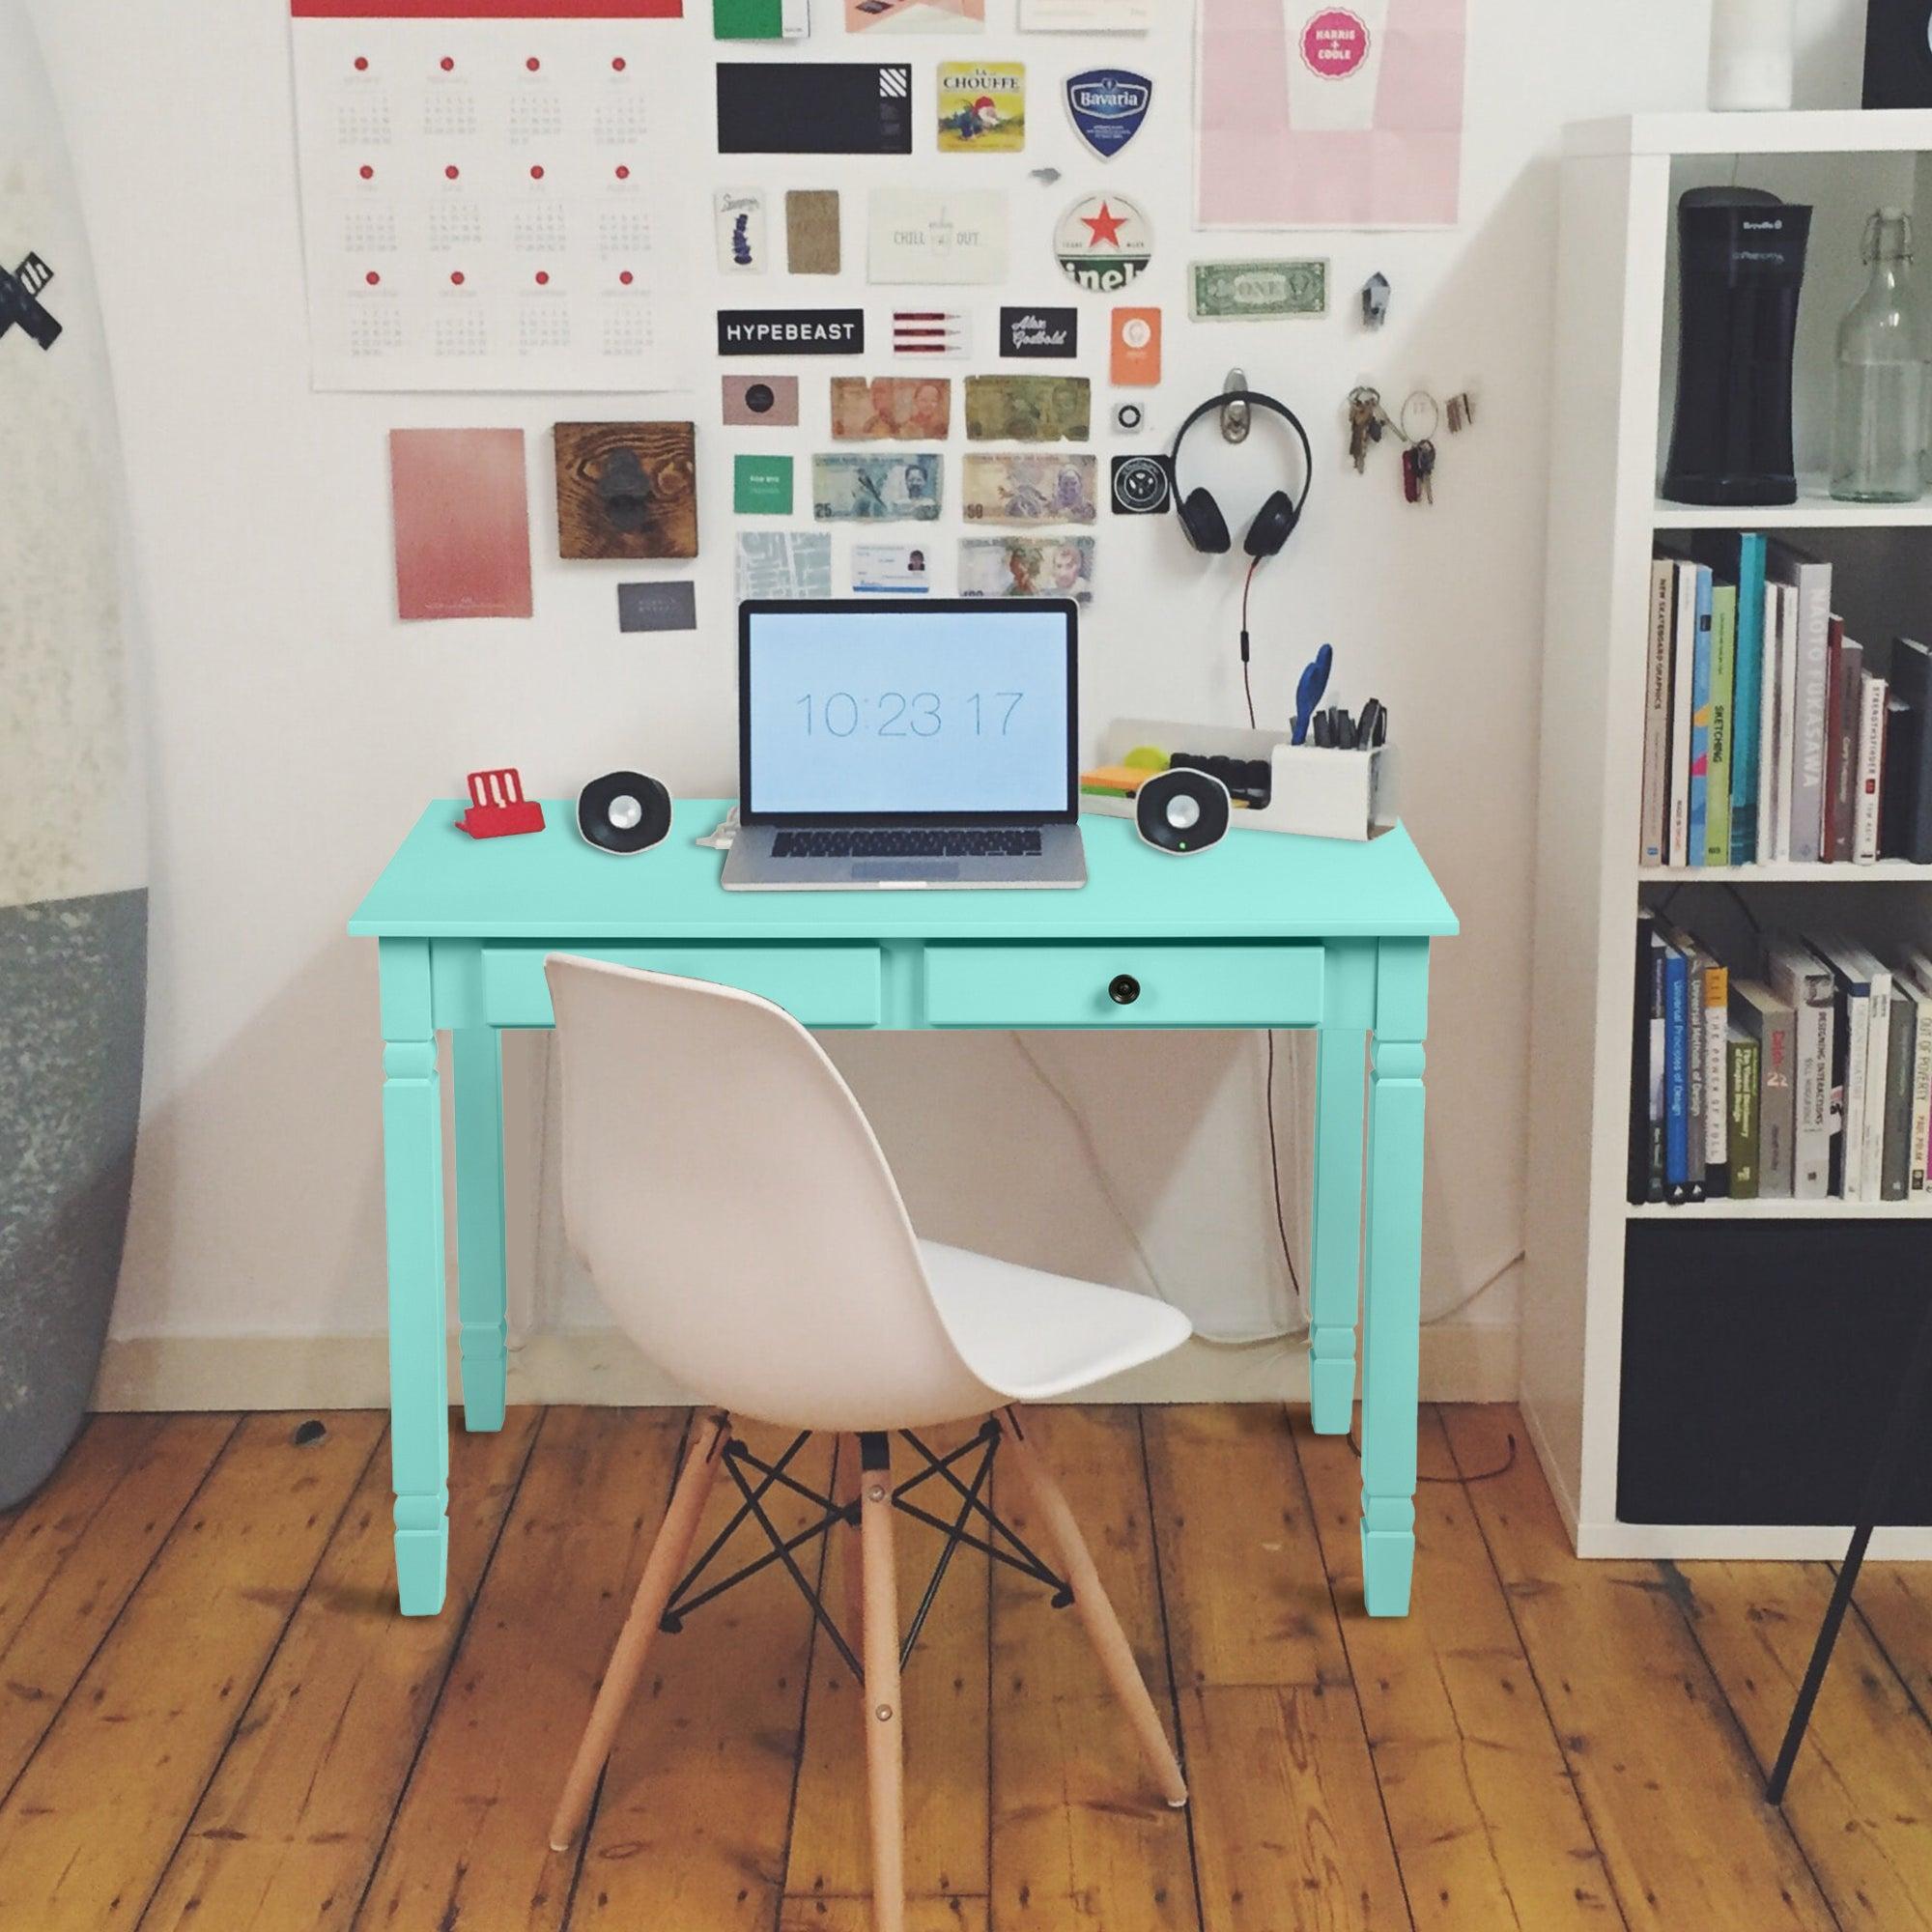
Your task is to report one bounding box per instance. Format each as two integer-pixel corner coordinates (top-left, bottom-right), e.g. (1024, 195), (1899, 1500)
(739, 599), (1078, 824)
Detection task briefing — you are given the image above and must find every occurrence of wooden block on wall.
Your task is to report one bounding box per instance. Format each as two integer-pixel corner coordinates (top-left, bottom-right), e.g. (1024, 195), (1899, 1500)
(554, 421), (698, 560)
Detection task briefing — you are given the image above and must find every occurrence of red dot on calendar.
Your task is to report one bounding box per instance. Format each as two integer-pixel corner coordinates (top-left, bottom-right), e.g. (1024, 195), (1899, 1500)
(445, 164), (460, 179)
(619, 270), (635, 286)
(450, 270), (466, 285)
(365, 270), (381, 285)
(526, 55), (540, 71)
(440, 56), (454, 70)
(534, 270), (550, 286)
(530, 164), (545, 179)
(359, 164), (374, 180)
(612, 55), (627, 71)
(615, 164), (631, 180)
(354, 56), (369, 71)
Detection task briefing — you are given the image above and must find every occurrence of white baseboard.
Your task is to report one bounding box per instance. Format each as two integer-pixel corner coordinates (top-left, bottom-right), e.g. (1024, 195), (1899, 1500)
(93, 1323), (1520, 1412)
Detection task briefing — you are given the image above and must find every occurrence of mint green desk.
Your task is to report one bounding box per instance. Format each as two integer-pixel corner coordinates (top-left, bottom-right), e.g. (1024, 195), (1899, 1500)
(350, 801), (1456, 1619)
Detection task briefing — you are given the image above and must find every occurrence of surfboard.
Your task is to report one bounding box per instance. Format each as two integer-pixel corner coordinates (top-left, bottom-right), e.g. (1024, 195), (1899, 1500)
(0, 0), (148, 1508)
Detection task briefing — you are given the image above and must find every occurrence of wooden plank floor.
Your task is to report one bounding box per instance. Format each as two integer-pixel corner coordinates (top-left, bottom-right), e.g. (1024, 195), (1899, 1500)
(0, 1403), (1922, 1931)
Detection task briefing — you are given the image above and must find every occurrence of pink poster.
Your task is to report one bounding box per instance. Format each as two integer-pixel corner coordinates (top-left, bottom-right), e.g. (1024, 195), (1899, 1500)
(1195, 0), (1464, 230)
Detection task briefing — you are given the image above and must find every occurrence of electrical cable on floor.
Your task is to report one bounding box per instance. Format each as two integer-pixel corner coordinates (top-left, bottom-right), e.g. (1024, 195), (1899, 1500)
(1347, 1423), (1519, 1486)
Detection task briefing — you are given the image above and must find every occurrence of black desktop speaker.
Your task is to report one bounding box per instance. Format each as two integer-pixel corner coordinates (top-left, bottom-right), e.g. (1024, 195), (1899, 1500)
(1864, 0), (1932, 107)
(1134, 768), (1231, 855)
(577, 771), (673, 854)
(1661, 188), (1811, 507)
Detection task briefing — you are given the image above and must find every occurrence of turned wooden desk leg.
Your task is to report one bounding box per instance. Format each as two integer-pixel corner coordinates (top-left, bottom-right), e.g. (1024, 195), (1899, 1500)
(1309, 1026), (1366, 1434)
(381, 938), (450, 1617)
(1360, 940), (1429, 1619)
(452, 1026), (508, 1433)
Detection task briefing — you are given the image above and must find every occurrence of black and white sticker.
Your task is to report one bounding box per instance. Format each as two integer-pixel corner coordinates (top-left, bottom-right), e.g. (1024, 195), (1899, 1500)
(1111, 452), (1171, 515)
(1000, 305), (1078, 358)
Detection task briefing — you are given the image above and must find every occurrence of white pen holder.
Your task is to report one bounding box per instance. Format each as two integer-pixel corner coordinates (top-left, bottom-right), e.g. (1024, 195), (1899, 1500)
(1087, 717), (1397, 842)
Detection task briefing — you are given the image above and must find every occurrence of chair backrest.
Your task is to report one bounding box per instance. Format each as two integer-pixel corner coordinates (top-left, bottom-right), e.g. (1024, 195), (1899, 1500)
(544, 954), (989, 1430)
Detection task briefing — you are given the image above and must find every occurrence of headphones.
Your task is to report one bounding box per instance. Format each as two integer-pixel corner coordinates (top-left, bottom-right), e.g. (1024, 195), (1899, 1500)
(1167, 389), (1313, 559)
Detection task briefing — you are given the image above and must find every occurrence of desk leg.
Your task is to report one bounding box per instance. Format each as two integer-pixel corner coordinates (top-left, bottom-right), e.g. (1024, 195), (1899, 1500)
(1360, 941), (1429, 1618)
(382, 939), (449, 1617)
(1309, 1028), (1365, 1435)
(452, 1027), (507, 1434)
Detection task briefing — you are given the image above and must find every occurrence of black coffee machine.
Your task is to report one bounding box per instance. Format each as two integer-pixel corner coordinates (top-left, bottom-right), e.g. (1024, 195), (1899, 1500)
(1662, 187), (1812, 507)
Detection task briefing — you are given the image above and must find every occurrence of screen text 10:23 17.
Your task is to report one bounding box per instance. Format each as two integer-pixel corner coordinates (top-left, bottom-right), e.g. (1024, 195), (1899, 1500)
(793, 691), (1025, 738)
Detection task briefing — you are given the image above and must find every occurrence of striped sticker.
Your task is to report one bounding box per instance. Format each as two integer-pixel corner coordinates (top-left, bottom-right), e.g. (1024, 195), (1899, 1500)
(891, 308), (970, 357)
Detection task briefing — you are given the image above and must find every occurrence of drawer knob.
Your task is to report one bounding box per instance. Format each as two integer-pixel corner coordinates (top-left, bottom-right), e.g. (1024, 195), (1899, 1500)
(1108, 974), (1141, 1007)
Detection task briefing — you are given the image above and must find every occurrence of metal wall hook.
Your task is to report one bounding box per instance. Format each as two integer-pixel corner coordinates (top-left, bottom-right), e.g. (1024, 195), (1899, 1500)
(1220, 367), (1250, 443)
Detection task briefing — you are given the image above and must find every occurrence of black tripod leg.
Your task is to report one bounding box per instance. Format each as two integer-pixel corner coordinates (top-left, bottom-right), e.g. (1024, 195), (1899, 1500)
(1767, 1292), (1932, 1804)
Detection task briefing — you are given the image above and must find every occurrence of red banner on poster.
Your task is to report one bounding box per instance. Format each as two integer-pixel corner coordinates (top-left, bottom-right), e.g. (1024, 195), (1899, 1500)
(292, 2), (679, 17)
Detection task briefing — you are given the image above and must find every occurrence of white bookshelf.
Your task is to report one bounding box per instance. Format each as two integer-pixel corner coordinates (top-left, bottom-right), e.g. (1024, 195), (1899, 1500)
(1523, 112), (1932, 1564)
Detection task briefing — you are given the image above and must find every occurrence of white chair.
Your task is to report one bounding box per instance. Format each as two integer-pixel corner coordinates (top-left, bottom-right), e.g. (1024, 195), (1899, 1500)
(542, 955), (1192, 1929)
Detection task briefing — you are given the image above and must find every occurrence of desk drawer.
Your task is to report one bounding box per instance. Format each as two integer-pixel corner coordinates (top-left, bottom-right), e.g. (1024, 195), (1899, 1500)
(479, 943), (881, 1028)
(923, 942), (1321, 1029)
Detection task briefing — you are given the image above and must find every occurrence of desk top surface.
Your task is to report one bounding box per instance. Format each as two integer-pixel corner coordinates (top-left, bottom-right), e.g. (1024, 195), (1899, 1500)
(350, 801), (1458, 944)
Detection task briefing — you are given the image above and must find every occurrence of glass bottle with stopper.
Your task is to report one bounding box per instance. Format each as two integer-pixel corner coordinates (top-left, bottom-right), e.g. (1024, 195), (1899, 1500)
(1830, 207), (1926, 505)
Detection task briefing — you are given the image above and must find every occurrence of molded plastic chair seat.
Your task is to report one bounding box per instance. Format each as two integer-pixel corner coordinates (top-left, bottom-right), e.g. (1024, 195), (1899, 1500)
(918, 1239), (1191, 1403)
(541, 955), (1192, 1932)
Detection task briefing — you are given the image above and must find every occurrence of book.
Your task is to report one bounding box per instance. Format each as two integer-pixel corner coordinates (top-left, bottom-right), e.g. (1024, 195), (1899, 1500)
(1827, 633), (1864, 863)
(1770, 580), (1801, 862)
(1662, 939), (1691, 1200)
(1631, 912), (1667, 1202)
(1821, 616), (1844, 861)
(1768, 542), (1833, 864)
(1687, 567), (1715, 867)
(1726, 1024), (1761, 1199)
(1667, 560), (1701, 867)
(1692, 531), (1768, 864)
(1704, 582), (1737, 867)
(1855, 668), (1889, 864)
(1657, 918), (1710, 1199)
(1809, 933), (1874, 1200)
(1882, 980), (1916, 1201)
(1639, 559), (1674, 867)
(1896, 950), (1932, 1192)
(1700, 944), (1729, 1189)
(1731, 978), (1796, 1198)
(1763, 935), (1835, 1198)
(1884, 636), (1932, 862)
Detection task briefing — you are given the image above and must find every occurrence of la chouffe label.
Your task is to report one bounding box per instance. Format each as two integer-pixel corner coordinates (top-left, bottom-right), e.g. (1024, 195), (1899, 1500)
(1001, 305), (1078, 358)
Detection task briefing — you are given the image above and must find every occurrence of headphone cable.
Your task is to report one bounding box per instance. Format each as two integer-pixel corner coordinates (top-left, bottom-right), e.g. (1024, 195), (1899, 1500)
(1239, 554), (1261, 727)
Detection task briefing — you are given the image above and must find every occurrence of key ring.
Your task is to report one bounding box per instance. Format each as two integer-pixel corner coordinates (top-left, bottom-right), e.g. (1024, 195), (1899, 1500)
(1398, 387), (1440, 446)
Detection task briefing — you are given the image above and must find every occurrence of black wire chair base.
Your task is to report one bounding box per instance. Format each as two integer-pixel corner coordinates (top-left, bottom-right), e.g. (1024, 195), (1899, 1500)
(656, 1417), (1070, 1683)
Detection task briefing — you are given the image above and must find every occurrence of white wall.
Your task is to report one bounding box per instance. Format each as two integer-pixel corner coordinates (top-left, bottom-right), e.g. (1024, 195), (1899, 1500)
(30, 0), (1865, 1390)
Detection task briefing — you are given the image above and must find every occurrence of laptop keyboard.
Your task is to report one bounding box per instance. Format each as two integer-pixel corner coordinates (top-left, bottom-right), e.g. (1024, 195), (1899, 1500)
(773, 827), (1044, 860)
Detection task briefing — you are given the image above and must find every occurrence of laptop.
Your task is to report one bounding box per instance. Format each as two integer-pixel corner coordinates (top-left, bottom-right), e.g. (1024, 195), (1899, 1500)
(722, 598), (1087, 891)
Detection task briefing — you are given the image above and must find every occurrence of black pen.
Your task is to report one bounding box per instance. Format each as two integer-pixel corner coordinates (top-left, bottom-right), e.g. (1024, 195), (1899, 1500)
(1356, 698), (1383, 748)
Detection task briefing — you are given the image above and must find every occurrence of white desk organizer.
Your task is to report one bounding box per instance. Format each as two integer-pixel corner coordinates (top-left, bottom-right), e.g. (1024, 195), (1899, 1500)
(1086, 717), (1396, 842)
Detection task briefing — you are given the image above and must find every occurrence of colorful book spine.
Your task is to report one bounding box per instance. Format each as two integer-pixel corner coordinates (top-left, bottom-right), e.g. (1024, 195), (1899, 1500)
(1828, 634), (1863, 863)
(1664, 943), (1690, 1198)
(1705, 582), (1737, 867)
(1687, 567), (1714, 868)
(1732, 979), (1795, 1198)
(1728, 532), (1767, 863)
(1668, 562), (1700, 867)
(1640, 559), (1674, 867)
(1855, 669), (1889, 864)
(1883, 987), (1915, 1202)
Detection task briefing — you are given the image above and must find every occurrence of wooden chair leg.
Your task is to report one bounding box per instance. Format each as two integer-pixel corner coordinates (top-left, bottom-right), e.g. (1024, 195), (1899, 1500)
(997, 1408), (1188, 1808)
(548, 1411), (728, 1853)
(859, 1434), (905, 1932)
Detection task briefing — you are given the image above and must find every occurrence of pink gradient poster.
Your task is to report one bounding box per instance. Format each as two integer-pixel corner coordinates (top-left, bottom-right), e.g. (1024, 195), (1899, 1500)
(1195, 0), (1464, 229)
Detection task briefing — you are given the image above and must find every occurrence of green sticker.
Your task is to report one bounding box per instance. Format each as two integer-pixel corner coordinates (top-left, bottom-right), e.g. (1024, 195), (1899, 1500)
(734, 453), (794, 515)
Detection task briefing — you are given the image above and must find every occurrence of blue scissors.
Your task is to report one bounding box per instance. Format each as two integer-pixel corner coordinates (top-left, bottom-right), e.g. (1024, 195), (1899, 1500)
(1292, 643), (1333, 746)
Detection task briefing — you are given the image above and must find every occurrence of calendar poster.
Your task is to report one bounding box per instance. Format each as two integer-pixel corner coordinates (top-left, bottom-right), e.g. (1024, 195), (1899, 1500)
(290, 1), (692, 391)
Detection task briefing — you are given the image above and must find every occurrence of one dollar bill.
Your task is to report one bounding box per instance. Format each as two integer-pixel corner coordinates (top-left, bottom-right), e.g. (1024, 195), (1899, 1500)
(1189, 259), (1327, 320)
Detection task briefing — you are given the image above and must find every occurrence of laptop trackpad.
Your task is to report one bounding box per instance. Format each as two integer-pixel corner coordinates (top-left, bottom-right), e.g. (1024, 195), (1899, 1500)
(851, 861), (959, 882)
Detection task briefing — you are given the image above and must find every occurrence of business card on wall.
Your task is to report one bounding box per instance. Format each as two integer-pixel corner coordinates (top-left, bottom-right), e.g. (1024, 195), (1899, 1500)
(715, 189), (768, 273)
(1001, 305), (1077, 358)
(1110, 306), (1160, 384)
(892, 308), (971, 357)
(717, 62), (913, 155)
(852, 542), (937, 592)
(723, 373), (803, 424)
(618, 582), (699, 633)
(867, 188), (1009, 285)
(785, 190), (842, 274)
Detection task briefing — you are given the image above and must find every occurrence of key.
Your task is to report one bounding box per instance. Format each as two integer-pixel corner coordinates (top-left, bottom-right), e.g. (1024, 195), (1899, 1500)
(1346, 387), (1376, 472)
(1415, 438), (1436, 503)
(1447, 391), (1474, 433)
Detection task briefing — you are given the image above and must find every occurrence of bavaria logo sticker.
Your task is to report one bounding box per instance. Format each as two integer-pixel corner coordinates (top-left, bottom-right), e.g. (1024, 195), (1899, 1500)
(1065, 70), (1151, 161)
